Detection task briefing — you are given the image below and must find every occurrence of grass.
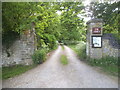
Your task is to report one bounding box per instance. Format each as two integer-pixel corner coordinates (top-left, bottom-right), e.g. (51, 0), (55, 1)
(2, 64), (37, 79)
(89, 57), (118, 76)
(60, 55), (68, 65)
(62, 46), (64, 50)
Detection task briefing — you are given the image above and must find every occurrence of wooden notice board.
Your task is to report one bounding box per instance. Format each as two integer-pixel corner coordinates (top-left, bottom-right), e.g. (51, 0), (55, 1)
(92, 27), (101, 34)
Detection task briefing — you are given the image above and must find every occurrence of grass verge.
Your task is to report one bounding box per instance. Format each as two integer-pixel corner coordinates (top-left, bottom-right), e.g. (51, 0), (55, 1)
(60, 55), (68, 65)
(89, 57), (118, 76)
(62, 46), (64, 50)
(2, 64), (37, 80)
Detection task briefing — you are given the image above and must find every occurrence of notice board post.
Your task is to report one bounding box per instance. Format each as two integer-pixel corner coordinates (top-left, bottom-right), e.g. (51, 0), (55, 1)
(86, 19), (103, 59)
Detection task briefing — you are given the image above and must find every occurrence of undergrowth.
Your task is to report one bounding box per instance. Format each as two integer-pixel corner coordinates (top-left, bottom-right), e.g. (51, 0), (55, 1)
(89, 56), (118, 76)
(69, 42), (86, 60)
(31, 48), (48, 64)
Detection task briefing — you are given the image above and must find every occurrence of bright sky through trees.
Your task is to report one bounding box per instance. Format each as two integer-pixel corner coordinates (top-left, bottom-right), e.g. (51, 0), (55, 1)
(56, 1), (91, 22)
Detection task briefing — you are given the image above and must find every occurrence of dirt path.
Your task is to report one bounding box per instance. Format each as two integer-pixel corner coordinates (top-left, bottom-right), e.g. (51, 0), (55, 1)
(2, 46), (118, 88)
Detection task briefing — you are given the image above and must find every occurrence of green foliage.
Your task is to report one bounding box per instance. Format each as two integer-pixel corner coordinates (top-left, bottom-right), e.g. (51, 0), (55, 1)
(31, 49), (47, 64)
(62, 46), (64, 50)
(2, 64), (36, 79)
(88, 2), (119, 34)
(2, 2), (60, 50)
(58, 2), (86, 43)
(34, 2), (61, 49)
(89, 56), (118, 66)
(43, 34), (58, 49)
(2, 2), (37, 33)
(63, 41), (79, 45)
(60, 55), (68, 65)
(2, 2), (86, 54)
(78, 45), (86, 59)
(69, 42), (86, 60)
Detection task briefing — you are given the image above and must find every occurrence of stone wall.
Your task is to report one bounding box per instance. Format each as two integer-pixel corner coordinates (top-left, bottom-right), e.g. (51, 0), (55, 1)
(86, 19), (119, 59)
(86, 33), (119, 59)
(2, 29), (37, 67)
(102, 33), (119, 57)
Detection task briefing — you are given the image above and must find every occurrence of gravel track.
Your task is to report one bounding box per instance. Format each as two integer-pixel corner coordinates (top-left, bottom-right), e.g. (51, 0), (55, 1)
(2, 46), (118, 88)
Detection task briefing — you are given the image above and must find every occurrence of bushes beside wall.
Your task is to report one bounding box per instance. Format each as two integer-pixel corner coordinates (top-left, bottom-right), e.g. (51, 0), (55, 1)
(31, 48), (48, 64)
(69, 41), (86, 60)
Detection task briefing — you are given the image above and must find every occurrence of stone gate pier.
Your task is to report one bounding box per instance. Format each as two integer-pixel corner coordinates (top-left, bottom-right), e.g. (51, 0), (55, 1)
(86, 19), (119, 59)
(2, 28), (37, 67)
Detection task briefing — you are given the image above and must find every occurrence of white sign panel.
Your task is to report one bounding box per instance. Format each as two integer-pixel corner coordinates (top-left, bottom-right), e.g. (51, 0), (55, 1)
(92, 36), (102, 48)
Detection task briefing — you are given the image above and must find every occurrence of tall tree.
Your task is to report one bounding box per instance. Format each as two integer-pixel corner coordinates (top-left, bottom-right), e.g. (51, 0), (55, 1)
(87, 1), (119, 34)
(56, 2), (86, 44)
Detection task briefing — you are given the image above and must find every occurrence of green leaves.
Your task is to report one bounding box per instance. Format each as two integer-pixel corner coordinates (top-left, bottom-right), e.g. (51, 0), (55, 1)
(88, 1), (119, 34)
(58, 2), (85, 43)
(32, 49), (47, 64)
(2, 2), (86, 50)
(2, 2), (31, 32)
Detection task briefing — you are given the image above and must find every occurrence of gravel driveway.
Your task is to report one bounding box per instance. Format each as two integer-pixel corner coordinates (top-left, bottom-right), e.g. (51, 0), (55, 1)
(2, 46), (118, 88)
